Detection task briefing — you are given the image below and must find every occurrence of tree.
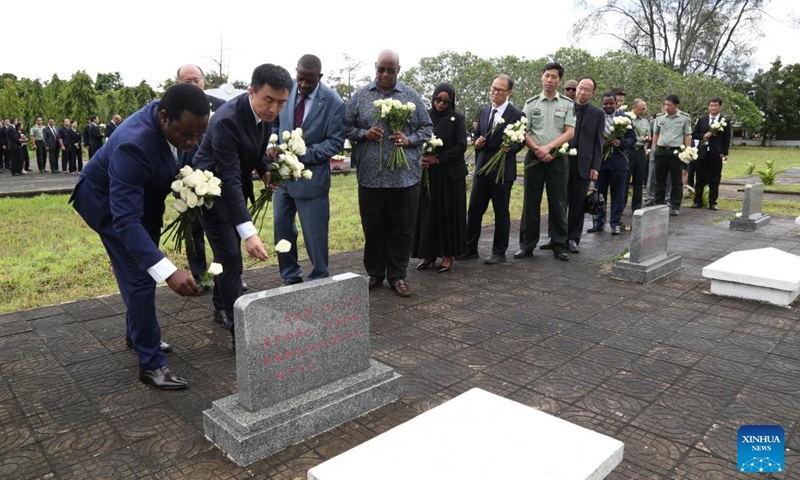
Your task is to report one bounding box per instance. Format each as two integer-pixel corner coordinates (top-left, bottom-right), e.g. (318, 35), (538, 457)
(231, 80), (249, 90)
(327, 54), (370, 103)
(64, 71), (98, 124)
(44, 74), (67, 122)
(749, 58), (800, 141)
(572, 0), (767, 81)
(0, 78), (22, 119)
(95, 72), (124, 92)
(204, 71), (228, 89)
(134, 80), (155, 106)
(116, 87), (140, 118)
(23, 79), (46, 128)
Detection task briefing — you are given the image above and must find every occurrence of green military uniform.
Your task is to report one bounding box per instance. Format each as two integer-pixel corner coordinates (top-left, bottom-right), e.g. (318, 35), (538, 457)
(629, 115), (652, 211)
(519, 92), (575, 254)
(29, 124), (47, 173)
(653, 110), (691, 211)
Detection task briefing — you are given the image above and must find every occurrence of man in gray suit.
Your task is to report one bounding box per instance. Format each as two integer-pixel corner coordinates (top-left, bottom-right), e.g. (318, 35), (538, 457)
(274, 54), (346, 285)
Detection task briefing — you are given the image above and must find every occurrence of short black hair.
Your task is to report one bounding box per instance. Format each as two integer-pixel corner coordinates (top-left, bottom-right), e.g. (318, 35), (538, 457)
(611, 87), (626, 96)
(89, 114), (98, 122)
(579, 77), (597, 91)
(542, 62), (565, 79)
(297, 54), (322, 73)
(494, 74), (514, 91)
(709, 97), (723, 106)
(665, 94), (680, 105)
(251, 64), (293, 93)
(602, 92), (616, 101)
(159, 83), (210, 122)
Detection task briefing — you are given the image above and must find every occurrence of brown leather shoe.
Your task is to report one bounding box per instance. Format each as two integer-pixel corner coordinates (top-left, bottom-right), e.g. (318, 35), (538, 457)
(390, 279), (412, 297)
(138, 365), (188, 390)
(368, 276), (383, 290)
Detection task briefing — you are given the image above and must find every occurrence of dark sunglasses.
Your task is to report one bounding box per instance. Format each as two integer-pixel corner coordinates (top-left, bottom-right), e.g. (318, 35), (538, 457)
(433, 97), (451, 105)
(376, 66), (398, 75)
(564, 87), (576, 92)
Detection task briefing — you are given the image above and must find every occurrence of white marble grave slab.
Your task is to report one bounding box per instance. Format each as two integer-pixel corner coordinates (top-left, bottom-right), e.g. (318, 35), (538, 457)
(703, 247), (800, 306)
(307, 388), (624, 480)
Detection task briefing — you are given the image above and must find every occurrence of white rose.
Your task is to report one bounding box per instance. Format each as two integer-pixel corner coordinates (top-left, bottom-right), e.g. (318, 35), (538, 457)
(381, 104), (391, 116)
(180, 187), (191, 201)
(171, 180), (183, 192)
(279, 165), (291, 178)
(194, 182), (209, 196)
(302, 169), (312, 180)
(172, 199), (188, 213)
(185, 191), (198, 208)
(275, 239), (292, 253)
(569, 148), (578, 156)
(208, 176), (221, 187)
(269, 133), (278, 144)
(203, 170), (213, 180)
(208, 184), (221, 196)
(179, 165), (193, 178)
(406, 102), (416, 112)
(282, 131), (291, 142)
(373, 100), (382, 107)
(207, 262), (223, 276)
(496, 118), (505, 125)
(451, 116), (455, 121)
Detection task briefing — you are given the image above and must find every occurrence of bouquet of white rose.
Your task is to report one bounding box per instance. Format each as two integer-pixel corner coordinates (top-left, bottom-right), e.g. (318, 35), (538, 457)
(526, 142), (577, 170)
(674, 145), (698, 164)
(249, 129), (312, 231)
(372, 99), (416, 170)
(421, 134), (444, 197)
(162, 166), (222, 253)
(603, 116), (633, 160)
(477, 117), (527, 183)
(699, 118), (727, 147)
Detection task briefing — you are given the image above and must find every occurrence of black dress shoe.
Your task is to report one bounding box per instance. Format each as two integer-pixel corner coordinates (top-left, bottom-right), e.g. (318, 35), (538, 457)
(643, 201), (655, 207)
(689, 203), (702, 209)
(241, 281), (249, 291)
(282, 277), (303, 286)
(484, 254), (507, 264)
(415, 259), (436, 271)
(138, 366), (188, 390)
(455, 252), (479, 260)
(709, 204), (718, 210)
(587, 225), (603, 233)
(513, 248), (534, 258)
(553, 251), (570, 262)
(539, 240), (553, 250)
(125, 335), (172, 352)
(213, 310), (234, 330)
(669, 209), (679, 216)
(567, 240), (579, 253)
(611, 225), (621, 235)
(368, 276), (383, 290)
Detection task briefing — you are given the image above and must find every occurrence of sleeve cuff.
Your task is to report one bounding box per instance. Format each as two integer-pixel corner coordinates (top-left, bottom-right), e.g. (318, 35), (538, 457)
(236, 221), (258, 240)
(147, 257), (178, 283)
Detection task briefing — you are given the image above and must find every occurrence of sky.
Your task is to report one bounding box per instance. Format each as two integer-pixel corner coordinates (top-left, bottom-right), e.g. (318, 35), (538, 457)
(7, 0), (799, 89)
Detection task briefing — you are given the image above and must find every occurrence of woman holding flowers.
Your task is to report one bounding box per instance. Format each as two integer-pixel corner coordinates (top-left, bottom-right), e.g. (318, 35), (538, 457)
(412, 83), (468, 273)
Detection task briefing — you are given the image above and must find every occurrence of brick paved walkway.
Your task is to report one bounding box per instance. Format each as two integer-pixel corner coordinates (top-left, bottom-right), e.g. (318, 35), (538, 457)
(1, 208), (798, 479)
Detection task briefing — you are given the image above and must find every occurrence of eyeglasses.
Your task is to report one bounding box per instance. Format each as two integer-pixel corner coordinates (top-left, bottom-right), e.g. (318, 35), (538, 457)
(564, 87), (576, 92)
(376, 67), (398, 75)
(433, 97), (451, 105)
(490, 87), (508, 94)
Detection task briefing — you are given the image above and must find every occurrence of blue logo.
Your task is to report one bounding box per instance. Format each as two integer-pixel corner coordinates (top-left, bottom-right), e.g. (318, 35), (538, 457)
(738, 425), (784, 473)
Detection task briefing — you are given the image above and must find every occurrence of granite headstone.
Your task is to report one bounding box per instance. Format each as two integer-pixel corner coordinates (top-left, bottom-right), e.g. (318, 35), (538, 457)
(612, 205), (681, 283)
(730, 183), (771, 231)
(203, 273), (402, 466)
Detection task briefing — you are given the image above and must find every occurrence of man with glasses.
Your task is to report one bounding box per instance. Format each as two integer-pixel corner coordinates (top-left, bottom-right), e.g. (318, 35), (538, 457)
(514, 62), (575, 262)
(563, 79), (578, 101)
(629, 99), (651, 212)
(345, 49), (432, 297)
(460, 74), (524, 265)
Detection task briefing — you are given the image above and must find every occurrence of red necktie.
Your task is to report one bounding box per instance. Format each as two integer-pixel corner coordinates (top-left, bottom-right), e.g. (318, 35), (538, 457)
(294, 93), (305, 129)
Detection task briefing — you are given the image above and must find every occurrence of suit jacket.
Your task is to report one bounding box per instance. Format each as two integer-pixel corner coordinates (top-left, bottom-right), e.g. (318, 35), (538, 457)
(43, 125), (59, 148)
(692, 114), (731, 161)
(68, 128), (82, 151)
(82, 124), (91, 149)
(0, 125), (6, 148)
(70, 101), (178, 272)
(276, 81), (346, 199)
(5, 126), (21, 150)
(208, 94), (226, 112)
(192, 92), (270, 227)
(58, 126), (71, 148)
(474, 103), (525, 182)
(600, 111), (637, 171)
(105, 121), (117, 139)
(568, 103), (604, 178)
(89, 124), (104, 151)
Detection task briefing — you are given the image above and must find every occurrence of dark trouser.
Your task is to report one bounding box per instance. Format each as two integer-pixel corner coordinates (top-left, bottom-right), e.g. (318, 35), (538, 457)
(35, 141), (47, 171)
(62, 147), (75, 172)
(185, 217), (208, 281)
(358, 184), (419, 283)
(465, 174), (513, 256)
(73, 147), (83, 172)
(654, 146), (683, 210)
(199, 212), (243, 322)
(274, 187), (330, 282)
(47, 146), (60, 172)
(519, 154), (568, 254)
(694, 156), (723, 206)
(566, 160), (591, 244)
(686, 161), (696, 189)
(1, 149), (7, 170)
(22, 148), (30, 171)
(8, 149), (22, 174)
(628, 147), (647, 211)
(594, 169), (629, 228)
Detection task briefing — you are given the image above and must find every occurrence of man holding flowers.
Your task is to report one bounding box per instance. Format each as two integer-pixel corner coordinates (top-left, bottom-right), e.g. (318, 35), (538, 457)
(70, 83), (209, 389)
(191, 64), (293, 346)
(345, 49), (432, 297)
(691, 97), (731, 211)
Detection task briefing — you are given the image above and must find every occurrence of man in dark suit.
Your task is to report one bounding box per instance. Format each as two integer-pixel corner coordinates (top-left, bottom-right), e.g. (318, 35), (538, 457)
(590, 93), (637, 235)
(87, 115), (104, 158)
(0, 118), (8, 173)
(192, 64), (293, 350)
(274, 54), (345, 285)
(70, 83), (209, 389)
(460, 74), (524, 265)
(105, 115), (121, 139)
(5, 118), (23, 176)
(58, 118), (73, 173)
(43, 118), (61, 173)
(691, 97), (731, 210)
(563, 77), (603, 251)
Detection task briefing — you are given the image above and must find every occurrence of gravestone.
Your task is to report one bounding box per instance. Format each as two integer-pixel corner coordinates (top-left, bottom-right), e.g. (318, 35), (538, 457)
(203, 273), (401, 466)
(612, 205), (681, 283)
(703, 247), (800, 306)
(730, 183), (771, 231)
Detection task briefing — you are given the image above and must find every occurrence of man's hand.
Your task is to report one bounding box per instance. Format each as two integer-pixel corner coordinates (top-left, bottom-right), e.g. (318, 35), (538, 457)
(266, 146), (277, 161)
(389, 131), (408, 147)
(261, 172), (279, 192)
(590, 169), (598, 181)
(166, 270), (199, 297)
(534, 145), (551, 160)
(244, 235), (269, 261)
(421, 154), (437, 167)
(364, 126), (384, 142)
(475, 136), (486, 150)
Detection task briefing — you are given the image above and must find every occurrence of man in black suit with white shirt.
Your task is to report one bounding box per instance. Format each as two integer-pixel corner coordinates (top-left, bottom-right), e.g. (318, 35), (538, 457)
(690, 97), (731, 210)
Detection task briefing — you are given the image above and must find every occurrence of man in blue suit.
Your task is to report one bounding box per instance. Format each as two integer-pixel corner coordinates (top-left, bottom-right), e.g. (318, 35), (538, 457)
(71, 83), (209, 389)
(192, 64), (293, 350)
(274, 54), (345, 285)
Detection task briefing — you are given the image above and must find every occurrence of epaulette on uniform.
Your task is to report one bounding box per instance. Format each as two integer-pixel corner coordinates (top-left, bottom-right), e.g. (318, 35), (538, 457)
(524, 94), (543, 105)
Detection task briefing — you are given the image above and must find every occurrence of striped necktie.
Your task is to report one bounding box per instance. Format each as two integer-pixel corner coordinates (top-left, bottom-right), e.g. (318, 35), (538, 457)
(605, 115), (613, 136)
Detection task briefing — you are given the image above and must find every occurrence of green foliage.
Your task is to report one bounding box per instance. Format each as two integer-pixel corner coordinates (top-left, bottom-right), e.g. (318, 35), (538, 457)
(204, 71), (228, 89)
(748, 59), (800, 140)
(755, 159), (786, 185)
(746, 162), (757, 175)
(64, 71), (97, 123)
(328, 54), (371, 103)
(95, 72), (124, 92)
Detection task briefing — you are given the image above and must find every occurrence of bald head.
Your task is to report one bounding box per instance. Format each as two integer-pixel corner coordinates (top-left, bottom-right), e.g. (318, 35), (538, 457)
(377, 49), (400, 65)
(177, 64), (205, 90)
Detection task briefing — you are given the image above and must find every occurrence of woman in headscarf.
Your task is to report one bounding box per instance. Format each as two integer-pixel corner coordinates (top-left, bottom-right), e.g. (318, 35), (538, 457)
(412, 83), (468, 273)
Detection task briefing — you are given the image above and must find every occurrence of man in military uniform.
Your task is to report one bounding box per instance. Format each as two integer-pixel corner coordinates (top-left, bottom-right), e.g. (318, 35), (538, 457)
(651, 94), (691, 216)
(629, 99), (651, 212)
(514, 62), (575, 262)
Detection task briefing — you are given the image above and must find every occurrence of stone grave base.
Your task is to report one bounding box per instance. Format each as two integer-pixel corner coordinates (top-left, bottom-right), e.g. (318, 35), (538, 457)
(709, 280), (799, 307)
(703, 247), (800, 307)
(730, 215), (771, 231)
(203, 360), (401, 466)
(612, 252), (682, 284)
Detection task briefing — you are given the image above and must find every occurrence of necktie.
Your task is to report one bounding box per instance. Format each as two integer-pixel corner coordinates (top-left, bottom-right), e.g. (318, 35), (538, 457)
(711, 116), (716, 125)
(605, 115), (613, 136)
(487, 109), (497, 131)
(294, 93), (306, 129)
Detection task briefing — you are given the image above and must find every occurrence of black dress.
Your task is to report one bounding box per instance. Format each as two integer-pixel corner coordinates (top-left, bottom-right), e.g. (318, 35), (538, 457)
(412, 110), (468, 259)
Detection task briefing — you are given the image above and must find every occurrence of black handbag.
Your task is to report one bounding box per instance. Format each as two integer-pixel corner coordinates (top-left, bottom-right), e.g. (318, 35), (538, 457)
(584, 181), (605, 215)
